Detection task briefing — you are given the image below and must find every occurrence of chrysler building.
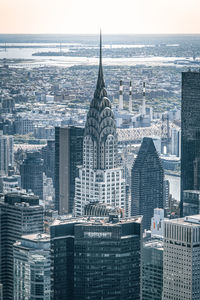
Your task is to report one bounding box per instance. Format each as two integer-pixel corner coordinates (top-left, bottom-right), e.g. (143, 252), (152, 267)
(74, 33), (126, 216)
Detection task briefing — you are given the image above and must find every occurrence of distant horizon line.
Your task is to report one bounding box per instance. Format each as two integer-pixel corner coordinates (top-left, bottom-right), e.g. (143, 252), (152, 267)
(0, 33), (200, 36)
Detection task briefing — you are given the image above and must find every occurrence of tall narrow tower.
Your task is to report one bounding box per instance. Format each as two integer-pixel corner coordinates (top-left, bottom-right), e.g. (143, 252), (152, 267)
(119, 80), (123, 110)
(55, 126), (84, 214)
(0, 132), (13, 176)
(74, 33), (126, 216)
(142, 82), (146, 116)
(181, 71), (200, 217)
(131, 137), (164, 230)
(129, 81), (132, 112)
(20, 151), (43, 200)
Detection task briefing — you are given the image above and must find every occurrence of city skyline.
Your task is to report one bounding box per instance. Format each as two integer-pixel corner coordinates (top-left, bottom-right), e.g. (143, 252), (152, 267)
(0, 0), (200, 34)
(0, 5), (200, 296)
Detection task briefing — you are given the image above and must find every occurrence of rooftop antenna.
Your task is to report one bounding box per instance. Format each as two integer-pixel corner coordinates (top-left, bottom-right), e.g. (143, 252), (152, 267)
(94, 30), (107, 98)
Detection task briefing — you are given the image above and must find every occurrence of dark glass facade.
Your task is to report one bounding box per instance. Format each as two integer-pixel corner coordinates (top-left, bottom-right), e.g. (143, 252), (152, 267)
(0, 284), (2, 300)
(181, 71), (200, 217)
(183, 190), (200, 217)
(142, 238), (163, 300)
(55, 126), (84, 214)
(0, 192), (44, 300)
(50, 222), (75, 300)
(42, 140), (55, 184)
(20, 151), (44, 199)
(50, 216), (142, 300)
(131, 137), (164, 230)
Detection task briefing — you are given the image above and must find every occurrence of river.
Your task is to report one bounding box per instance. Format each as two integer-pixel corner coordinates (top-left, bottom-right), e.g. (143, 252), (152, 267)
(165, 174), (180, 202)
(0, 45), (184, 68)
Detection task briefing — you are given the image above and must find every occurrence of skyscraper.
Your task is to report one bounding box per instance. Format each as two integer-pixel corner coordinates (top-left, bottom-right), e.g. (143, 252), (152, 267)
(181, 71), (200, 217)
(163, 215), (200, 300)
(74, 34), (126, 216)
(42, 140), (55, 184)
(171, 128), (180, 157)
(141, 209), (164, 300)
(183, 190), (200, 217)
(119, 79), (123, 110)
(0, 131), (13, 175)
(20, 151), (44, 199)
(0, 284), (2, 300)
(131, 137), (164, 230)
(142, 239), (163, 300)
(50, 215), (142, 300)
(0, 192), (44, 300)
(129, 81), (132, 112)
(13, 233), (51, 300)
(55, 126), (84, 214)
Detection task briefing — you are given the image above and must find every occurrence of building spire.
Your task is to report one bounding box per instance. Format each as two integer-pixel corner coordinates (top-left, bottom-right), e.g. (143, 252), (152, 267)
(94, 30), (107, 98)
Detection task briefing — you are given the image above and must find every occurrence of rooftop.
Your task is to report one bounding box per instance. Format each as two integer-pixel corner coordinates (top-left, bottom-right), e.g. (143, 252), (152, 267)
(184, 190), (200, 195)
(144, 238), (164, 250)
(22, 233), (50, 242)
(52, 215), (142, 227)
(165, 215), (200, 226)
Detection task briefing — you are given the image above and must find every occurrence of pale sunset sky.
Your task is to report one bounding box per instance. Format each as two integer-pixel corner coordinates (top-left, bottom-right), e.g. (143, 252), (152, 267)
(0, 0), (200, 34)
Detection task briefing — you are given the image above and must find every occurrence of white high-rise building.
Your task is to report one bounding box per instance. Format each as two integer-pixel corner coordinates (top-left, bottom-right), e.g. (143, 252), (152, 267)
(171, 128), (180, 157)
(151, 208), (165, 238)
(141, 82), (146, 116)
(119, 80), (123, 110)
(129, 81), (132, 113)
(163, 215), (200, 300)
(0, 131), (13, 175)
(74, 34), (126, 216)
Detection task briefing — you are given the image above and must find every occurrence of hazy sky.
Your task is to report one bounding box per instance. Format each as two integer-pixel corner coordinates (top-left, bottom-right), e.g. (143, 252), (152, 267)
(0, 0), (200, 34)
